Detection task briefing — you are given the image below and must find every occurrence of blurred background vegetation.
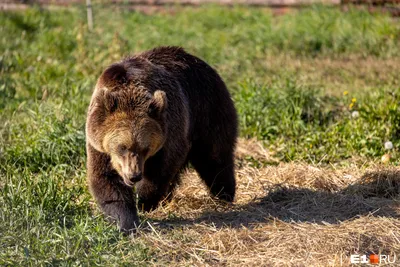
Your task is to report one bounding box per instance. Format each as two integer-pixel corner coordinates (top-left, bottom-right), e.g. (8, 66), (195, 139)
(1, 4), (399, 164)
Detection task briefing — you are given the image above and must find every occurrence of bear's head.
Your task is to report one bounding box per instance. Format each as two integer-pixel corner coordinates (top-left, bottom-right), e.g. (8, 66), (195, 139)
(87, 63), (168, 187)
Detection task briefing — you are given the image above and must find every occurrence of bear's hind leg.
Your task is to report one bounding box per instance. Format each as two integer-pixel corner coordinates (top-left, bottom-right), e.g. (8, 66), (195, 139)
(190, 146), (236, 202)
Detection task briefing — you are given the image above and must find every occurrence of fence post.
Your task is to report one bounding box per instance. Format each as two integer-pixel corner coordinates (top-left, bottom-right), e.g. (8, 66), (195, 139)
(86, 0), (93, 31)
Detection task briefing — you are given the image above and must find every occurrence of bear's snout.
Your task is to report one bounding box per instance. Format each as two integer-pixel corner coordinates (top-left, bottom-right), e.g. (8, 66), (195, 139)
(129, 172), (142, 183)
(122, 171), (142, 187)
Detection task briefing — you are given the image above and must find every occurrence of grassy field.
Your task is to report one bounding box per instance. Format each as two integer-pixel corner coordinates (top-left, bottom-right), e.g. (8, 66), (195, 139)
(1, 4), (400, 266)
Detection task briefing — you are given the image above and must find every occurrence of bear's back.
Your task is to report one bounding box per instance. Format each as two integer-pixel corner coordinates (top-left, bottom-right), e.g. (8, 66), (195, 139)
(138, 46), (237, 142)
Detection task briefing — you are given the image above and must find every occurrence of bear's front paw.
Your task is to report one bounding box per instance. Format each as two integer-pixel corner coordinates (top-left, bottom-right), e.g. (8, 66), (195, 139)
(119, 212), (140, 235)
(101, 200), (140, 234)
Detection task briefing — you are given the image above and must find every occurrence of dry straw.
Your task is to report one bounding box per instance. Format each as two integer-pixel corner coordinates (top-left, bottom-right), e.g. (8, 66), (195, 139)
(133, 139), (400, 266)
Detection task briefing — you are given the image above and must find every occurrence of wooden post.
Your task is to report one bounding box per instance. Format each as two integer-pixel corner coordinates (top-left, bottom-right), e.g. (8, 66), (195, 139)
(86, 0), (93, 31)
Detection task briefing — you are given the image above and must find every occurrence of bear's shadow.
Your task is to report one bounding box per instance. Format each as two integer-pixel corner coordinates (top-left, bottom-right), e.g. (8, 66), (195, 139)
(153, 169), (400, 229)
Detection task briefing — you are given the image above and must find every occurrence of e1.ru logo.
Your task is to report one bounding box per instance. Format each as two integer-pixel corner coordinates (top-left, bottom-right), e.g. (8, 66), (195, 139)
(350, 254), (396, 264)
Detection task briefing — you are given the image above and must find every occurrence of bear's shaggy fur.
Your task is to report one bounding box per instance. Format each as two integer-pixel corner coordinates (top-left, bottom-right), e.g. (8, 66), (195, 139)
(86, 46), (237, 233)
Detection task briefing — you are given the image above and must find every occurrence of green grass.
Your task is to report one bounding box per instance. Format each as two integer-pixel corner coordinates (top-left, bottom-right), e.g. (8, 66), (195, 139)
(236, 79), (400, 163)
(1, 4), (400, 265)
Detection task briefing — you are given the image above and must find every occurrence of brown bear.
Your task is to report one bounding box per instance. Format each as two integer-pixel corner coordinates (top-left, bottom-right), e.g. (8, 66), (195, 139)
(86, 46), (237, 233)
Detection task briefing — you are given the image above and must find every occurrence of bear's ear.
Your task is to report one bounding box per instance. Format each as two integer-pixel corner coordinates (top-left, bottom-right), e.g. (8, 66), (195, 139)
(99, 63), (127, 88)
(148, 90), (167, 119)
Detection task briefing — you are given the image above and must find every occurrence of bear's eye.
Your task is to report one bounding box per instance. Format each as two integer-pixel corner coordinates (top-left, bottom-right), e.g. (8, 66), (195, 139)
(117, 145), (127, 154)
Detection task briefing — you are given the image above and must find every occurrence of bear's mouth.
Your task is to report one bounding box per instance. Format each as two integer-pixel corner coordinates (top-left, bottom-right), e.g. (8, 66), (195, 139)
(122, 172), (142, 187)
(123, 178), (136, 187)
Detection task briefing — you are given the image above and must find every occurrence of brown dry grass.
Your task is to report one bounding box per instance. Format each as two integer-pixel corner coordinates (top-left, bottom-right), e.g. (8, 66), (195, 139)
(135, 138), (400, 266)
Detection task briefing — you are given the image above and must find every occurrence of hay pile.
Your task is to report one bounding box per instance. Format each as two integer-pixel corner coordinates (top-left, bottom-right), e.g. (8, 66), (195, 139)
(137, 139), (400, 266)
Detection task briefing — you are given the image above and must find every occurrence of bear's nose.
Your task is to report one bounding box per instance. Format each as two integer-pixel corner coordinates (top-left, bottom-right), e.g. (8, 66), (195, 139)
(130, 172), (142, 182)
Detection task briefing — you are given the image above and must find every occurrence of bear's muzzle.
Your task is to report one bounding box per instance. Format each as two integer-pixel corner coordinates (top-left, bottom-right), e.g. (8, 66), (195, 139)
(122, 171), (142, 187)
